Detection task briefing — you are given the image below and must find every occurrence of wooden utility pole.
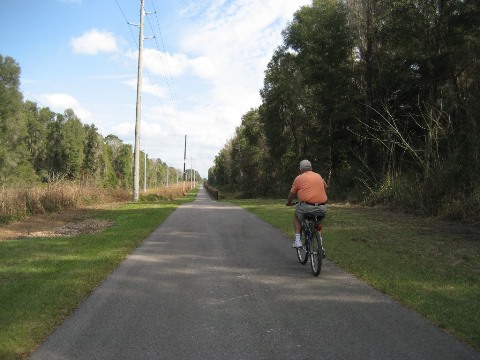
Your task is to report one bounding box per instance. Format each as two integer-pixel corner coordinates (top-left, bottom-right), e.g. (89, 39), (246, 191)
(183, 135), (187, 180)
(133, 0), (145, 202)
(144, 151), (147, 193)
(183, 134), (187, 184)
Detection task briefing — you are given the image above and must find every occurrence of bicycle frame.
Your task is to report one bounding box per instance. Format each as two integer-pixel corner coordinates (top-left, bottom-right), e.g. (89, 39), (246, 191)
(296, 215), (324, 276)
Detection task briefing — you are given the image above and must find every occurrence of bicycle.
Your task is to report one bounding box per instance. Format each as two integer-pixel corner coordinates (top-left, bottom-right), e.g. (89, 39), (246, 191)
(296, 209), (326, 276)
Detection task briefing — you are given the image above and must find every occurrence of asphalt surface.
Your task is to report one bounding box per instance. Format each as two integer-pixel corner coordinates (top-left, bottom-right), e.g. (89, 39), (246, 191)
(31, 187), (479, 360)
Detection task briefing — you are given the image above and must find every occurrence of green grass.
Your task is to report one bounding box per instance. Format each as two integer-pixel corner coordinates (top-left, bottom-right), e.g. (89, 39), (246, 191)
(230, 199), (480, 350)
(0, 189), (198, 360)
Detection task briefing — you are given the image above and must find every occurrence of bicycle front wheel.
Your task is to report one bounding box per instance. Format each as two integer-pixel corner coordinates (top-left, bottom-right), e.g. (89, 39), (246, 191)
(296, 230), (308, 265)
(310, 231), (322, 276)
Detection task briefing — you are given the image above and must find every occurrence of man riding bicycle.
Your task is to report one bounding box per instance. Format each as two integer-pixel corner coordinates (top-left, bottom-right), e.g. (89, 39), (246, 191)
(286, 159), (328, 248)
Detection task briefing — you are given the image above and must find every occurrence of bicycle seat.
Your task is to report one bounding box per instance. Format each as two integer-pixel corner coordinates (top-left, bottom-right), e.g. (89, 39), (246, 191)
(304, 210), (325, 220)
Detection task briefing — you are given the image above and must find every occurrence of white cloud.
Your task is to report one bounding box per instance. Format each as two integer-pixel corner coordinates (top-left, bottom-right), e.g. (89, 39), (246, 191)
(190, 57), (217, 78)
(70, 29), (119, 55)
(125, 48), (217, 80)
(41, 93), (93, 122)
(178, 0), (311, 112)
(142, 49), (189, 77)
(123, 78), (168, 98)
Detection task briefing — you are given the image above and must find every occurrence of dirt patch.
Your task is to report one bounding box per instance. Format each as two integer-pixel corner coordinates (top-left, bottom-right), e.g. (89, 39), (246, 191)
(24, 219), (115, 238)
(0, 207), (115, 240)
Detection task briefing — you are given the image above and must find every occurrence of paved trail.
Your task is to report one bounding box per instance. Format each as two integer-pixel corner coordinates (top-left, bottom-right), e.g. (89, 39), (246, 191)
(31, 187), (478, 360)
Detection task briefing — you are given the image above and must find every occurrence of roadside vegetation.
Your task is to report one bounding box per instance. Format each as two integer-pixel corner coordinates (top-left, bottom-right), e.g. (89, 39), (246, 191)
(208, 0), (480, 221)
(0, 188), (198, 360)
(0, 183), (193, 225)
(230, 198), (480, 351)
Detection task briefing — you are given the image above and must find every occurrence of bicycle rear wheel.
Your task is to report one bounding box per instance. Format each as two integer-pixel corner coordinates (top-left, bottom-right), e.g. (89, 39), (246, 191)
(310, 231), (322, 276)
(296, 229), (308, 265)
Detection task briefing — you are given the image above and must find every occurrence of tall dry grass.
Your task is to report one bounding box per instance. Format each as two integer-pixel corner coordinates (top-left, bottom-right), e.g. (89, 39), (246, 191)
(0, 183), (197, 224)
(0, 183), (131, 223)
(140, 183), (194, 201)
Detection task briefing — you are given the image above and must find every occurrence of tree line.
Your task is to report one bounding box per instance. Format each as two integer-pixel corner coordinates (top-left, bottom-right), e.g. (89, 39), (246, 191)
(208, 0), (480, 219)
(0, 54), (184, 189)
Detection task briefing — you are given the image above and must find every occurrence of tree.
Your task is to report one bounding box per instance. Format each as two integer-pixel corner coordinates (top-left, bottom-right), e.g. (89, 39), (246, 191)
(24, 102), (56, 179)
(231, 109), (272, 197)
(82, 124), (104, 184)
(259, 0), (357, 196)
(45, 109), (85, 180)
(105, 135), (133, 189)
(0, 55), (36, 185)
(260, 47), (305, 171)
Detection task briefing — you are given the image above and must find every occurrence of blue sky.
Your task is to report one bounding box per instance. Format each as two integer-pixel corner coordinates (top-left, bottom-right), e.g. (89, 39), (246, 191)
(1, 0), (311, 178)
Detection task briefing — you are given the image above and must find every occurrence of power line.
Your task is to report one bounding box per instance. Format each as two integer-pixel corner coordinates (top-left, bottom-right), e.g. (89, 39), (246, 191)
(114, 0), (187, 174)
(146, 0), (185, 131)
(114, 0), (139, 47)
(113, 0), (171, 138)
(114, 0), (185, 135)
(22, 91), (48, 109)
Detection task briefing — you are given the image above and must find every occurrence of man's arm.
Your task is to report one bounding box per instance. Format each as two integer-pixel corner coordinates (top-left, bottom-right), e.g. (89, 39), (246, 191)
(286, 191), (296, 206)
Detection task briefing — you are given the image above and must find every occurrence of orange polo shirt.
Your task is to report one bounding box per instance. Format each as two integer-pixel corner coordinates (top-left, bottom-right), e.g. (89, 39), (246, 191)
(290, 171), (328, 203)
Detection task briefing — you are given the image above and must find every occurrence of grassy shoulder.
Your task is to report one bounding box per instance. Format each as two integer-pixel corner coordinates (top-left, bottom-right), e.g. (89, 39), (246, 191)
(230, 199), (480, 350)
(0, 189), (198, 360)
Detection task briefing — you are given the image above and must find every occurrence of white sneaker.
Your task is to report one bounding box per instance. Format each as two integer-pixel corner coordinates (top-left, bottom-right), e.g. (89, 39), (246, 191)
(292, 239), (302, 248)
